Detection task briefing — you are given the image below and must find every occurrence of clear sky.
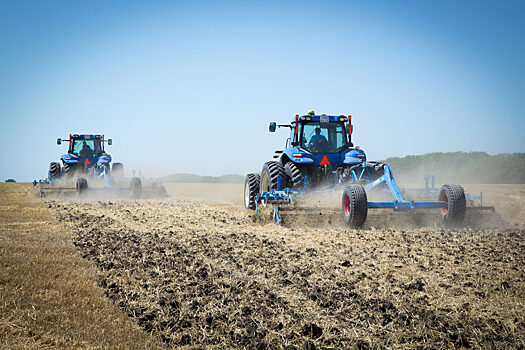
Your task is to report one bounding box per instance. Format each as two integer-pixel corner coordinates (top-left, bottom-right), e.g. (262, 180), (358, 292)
(1, 0), (523, 181)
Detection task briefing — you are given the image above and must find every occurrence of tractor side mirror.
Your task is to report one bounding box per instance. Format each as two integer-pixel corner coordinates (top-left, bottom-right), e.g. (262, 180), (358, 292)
(269, 122), (276, 132)
(108, 139), (112, 145)
(57, 138), (62, 145)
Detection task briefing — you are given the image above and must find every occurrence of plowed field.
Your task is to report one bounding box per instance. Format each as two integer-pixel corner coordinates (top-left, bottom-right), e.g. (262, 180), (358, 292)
(47, 183), (525, 348)
(1, 183), (524, 348)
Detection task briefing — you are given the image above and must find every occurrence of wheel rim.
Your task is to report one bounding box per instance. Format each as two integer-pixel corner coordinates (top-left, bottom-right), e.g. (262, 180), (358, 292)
(244, 182), (251, 208)
(344, 194), (351, 217)
(440, 192), (448, 216)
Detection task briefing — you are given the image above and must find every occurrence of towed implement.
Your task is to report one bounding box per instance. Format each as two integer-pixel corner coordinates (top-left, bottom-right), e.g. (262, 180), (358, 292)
(244, 112), (484, 228)
(35, 134), (166, 198)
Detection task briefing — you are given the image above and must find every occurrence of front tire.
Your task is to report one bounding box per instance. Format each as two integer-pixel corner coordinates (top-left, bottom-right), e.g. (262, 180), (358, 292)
(342, 184), (368, 228)
(244, 173), (260, 209)
(260, 161), (288, 194)
(439, 184), (466, 226)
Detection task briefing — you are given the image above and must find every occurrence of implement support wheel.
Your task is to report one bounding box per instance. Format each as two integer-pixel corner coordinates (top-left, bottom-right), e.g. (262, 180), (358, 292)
(438, 184), (466, 226)
(342, 184), (368, 228)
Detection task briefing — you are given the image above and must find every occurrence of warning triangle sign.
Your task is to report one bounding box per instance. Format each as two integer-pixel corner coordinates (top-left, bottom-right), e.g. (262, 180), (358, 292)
(83, 158), (91, 165)
(319, 155), (331, 166)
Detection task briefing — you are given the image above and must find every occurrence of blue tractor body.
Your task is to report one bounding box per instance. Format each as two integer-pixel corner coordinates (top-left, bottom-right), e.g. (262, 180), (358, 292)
(279, 114), (366, 168)
(263, 113), (373, 190)
(46, 133), (121, 181)
(282, 146), (366, 167)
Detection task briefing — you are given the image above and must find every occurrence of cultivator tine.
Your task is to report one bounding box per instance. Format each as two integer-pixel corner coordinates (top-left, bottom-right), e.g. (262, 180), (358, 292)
(273, 207), (281, 224)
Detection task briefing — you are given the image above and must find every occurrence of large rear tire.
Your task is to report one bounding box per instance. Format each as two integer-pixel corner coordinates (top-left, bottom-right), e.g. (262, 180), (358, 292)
(131, 177), (142, 199)
(439, 184), (466, 226)
(112, 162), (124, 178)
(49, 162), (61, 179)
(342, 184), (368, 228)
(260, 161), (288, 194)
(244, 173), (260, 210)
(76, 177), (88, 198)
(64, 163), (78, 178)
(284, 162), (306, 189)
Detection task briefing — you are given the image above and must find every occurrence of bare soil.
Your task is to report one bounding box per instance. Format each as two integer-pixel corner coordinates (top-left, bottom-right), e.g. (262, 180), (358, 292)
(40, 183), (525, 348)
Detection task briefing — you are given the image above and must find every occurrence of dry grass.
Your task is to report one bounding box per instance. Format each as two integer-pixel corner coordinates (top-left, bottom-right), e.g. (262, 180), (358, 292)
(0, 183), (165, 349)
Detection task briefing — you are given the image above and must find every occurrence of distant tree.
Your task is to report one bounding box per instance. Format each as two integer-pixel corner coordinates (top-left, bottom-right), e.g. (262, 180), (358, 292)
(5, 179), (16, 183)
(383, 152), (525, 184)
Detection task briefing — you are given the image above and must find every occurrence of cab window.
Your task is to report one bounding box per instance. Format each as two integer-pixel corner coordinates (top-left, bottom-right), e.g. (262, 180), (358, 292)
(300, 122), (347, 153)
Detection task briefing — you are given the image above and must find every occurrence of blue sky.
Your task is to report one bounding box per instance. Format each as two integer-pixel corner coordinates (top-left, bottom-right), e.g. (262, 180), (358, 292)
(1, 0), (523, 181)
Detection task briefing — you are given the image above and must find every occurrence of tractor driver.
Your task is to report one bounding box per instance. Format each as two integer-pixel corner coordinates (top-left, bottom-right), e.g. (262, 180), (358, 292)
(309, 127), (328, 150)
(80, 141), (93, 157)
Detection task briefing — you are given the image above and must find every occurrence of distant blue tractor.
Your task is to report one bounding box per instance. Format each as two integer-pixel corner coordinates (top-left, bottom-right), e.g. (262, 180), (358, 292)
(245, 112), (467, 228)
(48, 134), (123, 180)
(41, 134), (143, 198)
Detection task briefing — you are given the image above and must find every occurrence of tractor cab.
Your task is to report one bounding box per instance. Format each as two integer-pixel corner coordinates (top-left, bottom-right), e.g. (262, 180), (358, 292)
(69, 135), (104, 157)
(269, 114), (365, 169)
(293, 115), (351, 153)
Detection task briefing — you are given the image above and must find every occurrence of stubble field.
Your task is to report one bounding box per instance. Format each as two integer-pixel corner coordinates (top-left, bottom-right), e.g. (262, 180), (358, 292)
(1, 182), (524, 349)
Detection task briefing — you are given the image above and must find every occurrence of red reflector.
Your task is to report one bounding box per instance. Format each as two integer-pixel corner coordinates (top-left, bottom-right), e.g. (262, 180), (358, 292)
(83, 158), (91, 165)
(319, 155), (331, 166)
(357, 154), (365, 159)
(292, 154), (302, 157)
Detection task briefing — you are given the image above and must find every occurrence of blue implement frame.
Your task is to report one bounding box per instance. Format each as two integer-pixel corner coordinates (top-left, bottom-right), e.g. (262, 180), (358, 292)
(255, 163), (448, 223)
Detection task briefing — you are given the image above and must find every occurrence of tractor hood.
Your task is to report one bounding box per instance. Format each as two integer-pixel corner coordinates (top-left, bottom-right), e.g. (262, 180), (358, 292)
(61, 153), (111, 166)
(284, 147), (366, 167)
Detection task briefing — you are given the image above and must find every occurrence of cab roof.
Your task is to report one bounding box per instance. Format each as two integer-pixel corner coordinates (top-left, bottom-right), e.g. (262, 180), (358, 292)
(293, 115), (348, 123)
(71, 134), (102, 139)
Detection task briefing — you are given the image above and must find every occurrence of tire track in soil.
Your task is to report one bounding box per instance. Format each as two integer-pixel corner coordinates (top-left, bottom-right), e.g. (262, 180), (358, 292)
(51, 199), (525, 349)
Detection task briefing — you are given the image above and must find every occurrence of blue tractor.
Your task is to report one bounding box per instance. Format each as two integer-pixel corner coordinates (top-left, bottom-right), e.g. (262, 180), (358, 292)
(48, 134), (123, 180)
(245, 112), (467, 228)
(244, 112), (383, 209)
